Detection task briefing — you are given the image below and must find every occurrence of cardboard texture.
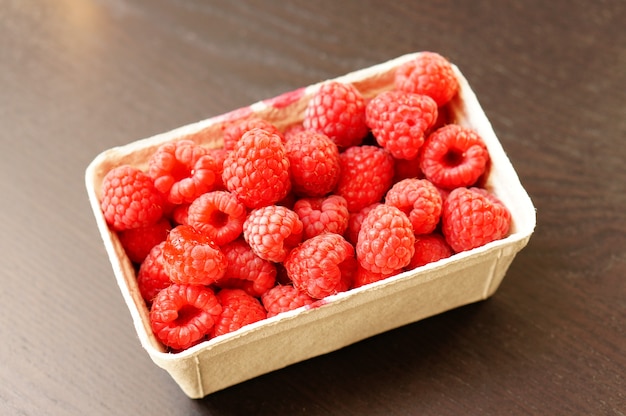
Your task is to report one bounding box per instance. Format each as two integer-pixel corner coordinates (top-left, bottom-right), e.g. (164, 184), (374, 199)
(85, 53), (536, 398)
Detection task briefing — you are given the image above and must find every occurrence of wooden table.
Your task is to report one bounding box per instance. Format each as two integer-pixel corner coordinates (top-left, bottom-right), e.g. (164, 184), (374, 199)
(1, 1), (624, 414)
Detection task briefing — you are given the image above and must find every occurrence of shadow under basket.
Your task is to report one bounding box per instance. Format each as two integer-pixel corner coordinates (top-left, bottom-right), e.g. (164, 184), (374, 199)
(85, 52), (536, 399)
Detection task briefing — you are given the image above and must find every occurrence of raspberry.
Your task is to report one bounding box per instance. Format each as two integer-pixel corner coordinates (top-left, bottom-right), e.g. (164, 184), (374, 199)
(407, 233), (453, 269)
(206, 148), (229, 190)
(118, 217), (172, 264)
(216, 239), (277, 297)
(137, 241), (171, 305)
(394, 51), (459, 106)
(162, 225), (228, 285)
(148, 140), (221, 204)
(365, 90), (438, 160)
(393, 156), (424, 183)
(261, 285), (316, 318)
(222, 118), (284, 151)
(284, 130), (341, 197)
(356, 204), (415, 275)
(171, 203), (190, 225)
(149, 284), (222, 351)
(303, 81), (368, 148)
(284, 233), (356, 299)
(100, 165), (164, 231)
(420, 124), (489, 190)
(211, 289), (267, 338)
(441, 187), (511, 252)
(384, 178), (442, 235)
(222, 128), (291, 209)
(187, 191), (247, 246)
(345, 203), (381, 245)
(335, 145), (395, 213)
(352, 264), (399, 289)
(293, 195), (350, 240)
(243, 205), (303, 263)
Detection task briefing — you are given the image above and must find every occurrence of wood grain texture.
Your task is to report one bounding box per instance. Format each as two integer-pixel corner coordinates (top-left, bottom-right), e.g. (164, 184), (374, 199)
(1, 0), (624, 414)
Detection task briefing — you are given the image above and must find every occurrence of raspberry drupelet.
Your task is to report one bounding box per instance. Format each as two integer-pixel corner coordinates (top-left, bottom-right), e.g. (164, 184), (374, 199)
(161, 224), (228, 286)
(149, 284), (222, 351)
(303, 81), (369, 148)
(211, 289), (267, 338)
(243, 205), (304, 263)
(100, 164), (164, 231)
(222, 128), (291, 209)
(148, 140), (222, 205)
(384, 178), (442, 235)
(187, 191), (247, 246)
(442, 187), (511, 252)
(356, 204), (415, 275)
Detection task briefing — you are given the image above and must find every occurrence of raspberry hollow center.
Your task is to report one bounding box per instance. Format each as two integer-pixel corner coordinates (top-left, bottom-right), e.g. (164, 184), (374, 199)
(175, 304), (202, 326)
(442, 148), (465, 167)
(210, 210), (229, 228)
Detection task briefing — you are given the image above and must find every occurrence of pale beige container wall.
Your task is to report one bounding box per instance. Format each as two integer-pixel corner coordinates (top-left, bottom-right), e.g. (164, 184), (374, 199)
(85, 53), (536, 398)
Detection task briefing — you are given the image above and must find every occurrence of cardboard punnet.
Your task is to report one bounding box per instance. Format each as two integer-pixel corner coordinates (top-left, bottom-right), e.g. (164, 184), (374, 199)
(85, 52), (536, 398)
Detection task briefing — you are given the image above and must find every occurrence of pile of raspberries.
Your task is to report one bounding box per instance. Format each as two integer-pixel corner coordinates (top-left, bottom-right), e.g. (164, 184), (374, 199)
(99, 52), (511, 352)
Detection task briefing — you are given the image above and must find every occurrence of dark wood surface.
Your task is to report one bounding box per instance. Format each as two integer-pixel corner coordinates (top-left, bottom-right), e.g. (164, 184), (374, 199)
(1, 1), (625, 414)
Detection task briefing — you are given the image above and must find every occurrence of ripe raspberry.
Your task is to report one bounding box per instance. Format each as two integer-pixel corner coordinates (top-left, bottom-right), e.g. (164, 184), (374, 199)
(148, 140), (221, 204)
(100, 165), (164, 231)
(384, 178), (442, 235)
(171, 203), (190, 225)
(216, 239), (277, 298)
(285, 130), (341, 197)
(394, 51), (459, 107)
(293, 195), (350, 240)
(150, 284), (222, 351)
(206, 148), (229, 190)
(283, 123), (306, 141)
(407, 233), (453, 269)
(365, 90), (438, 160)
(335, 145), (395, 213)
(393, 156), (424, 183)
(303, 81), (368, 148)
(222, 118), (284, 151)
(284, 233), (356, 299)
(162, 224), (227, 285)
(352, 264), (399, 289)
(442, 187), (511, 252)
(243, 205), (303, 263)
(222, 128), (291, 209)
(118, 217), (172, 264)
(261, 285), (316, 318)
(211, 289), (267, 338)
(420, 124), (489, 190)
(356, 204), (415, 275)
(137, 241), (171, 305)
(345, 203), (381, 245)
(187, 191), (247, 246)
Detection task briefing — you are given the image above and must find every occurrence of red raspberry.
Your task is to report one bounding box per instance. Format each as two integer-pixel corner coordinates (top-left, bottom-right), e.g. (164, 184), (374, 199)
(222, 118), (284, 151)
(211, 289), (267, 338)
(407, 233), (453, 269)
(303, 81), (368, 148)
(118, 217), (172, 264)
(222, 128), (291, 209)
(356, 204), (415, 275)
(243, 205), (303, 263)
(261, 285), (316, 318)
(148, 140), (221, 204)
(394, 51), (459, 106)
(284, 130), (341, 197)
(187, 191), (247, 246)
(345, 203), (382, 245)
(284, 233), (356, 299)
(216, 239), (277, 297)
(162, 224), (228, 285)
(283, 123), (306, 141)
(171, 203), (190, 225)
(100, 165), (164, 231)
(293, 195), (350, 240)
(149, 284), (222, 351)
(352, 264), (399, 289)
(420, 124), (490, 190)
(365, 90), (438, 160)
(206, 148), (229, 190)
(393, 156), (424, 183)
(442, 187), (511, 252)
(137, 241), (171, 305)
(384, 178), (442, 235)
(335, 145), (395, 213)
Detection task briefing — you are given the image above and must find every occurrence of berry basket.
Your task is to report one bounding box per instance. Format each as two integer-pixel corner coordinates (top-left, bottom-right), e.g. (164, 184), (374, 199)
(85, 52), (536, 398)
